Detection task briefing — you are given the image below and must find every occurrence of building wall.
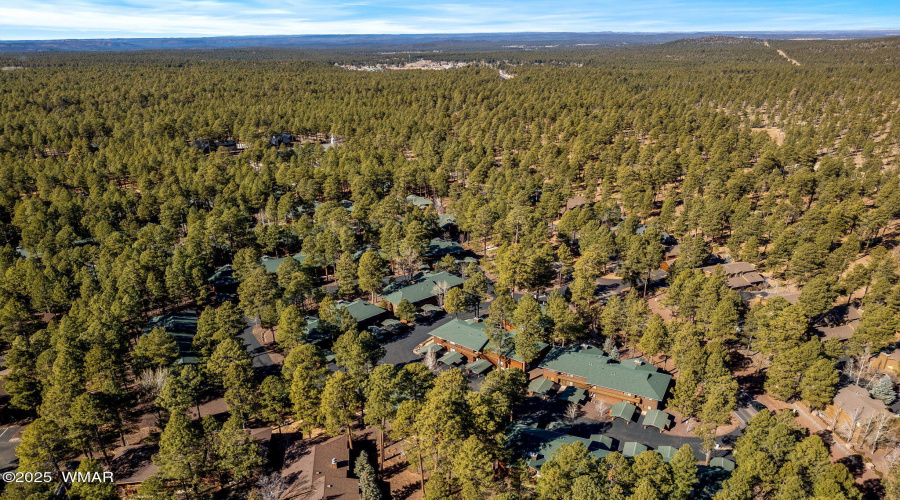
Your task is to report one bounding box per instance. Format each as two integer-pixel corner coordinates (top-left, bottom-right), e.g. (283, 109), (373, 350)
(432, 338), (480, 363)
(541, 369), (660, 410)
(872, 354), (900, 374)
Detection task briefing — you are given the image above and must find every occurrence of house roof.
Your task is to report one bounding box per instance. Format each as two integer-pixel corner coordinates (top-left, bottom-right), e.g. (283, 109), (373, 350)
(641, 409), (671, 430)
(743, 272), (765, 284)
(144, 311), (198, 336)
(208, 264), (236, 287)
(337, 300), (386, 323)
(430, 319), (489, 353)
(466, 359), (493, 374)
(438, 351), (465, 365)
(814, 325), (856, 341)
(406, 195), (434, 209)
(309, 434), (359, 500)
(656, 445), (677, 462)
(824, 304), (863, 325)
(622, 442), (649, 458)
(438, 214), (457, 228)
(726, 276), (753, 289)
(382, 272), (465, 306)
(610, 401), (639, 421)
(699, 262), (756, 276)
(589, 434), (615, 450)
(538, 346), (672, 402)
(261, 252), (307, 273)
(424, 238), (465, 258)
(556, 386), (587, 404)
(421, 343), (443, 354)
(710, 457), (735, 471)
(832, 385), (891, 423)
(529, 377), (555, 395)
(506, 424), (610, 471)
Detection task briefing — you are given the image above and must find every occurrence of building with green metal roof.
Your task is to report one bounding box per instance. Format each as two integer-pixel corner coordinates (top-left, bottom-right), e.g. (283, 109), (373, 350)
(261, 252), (308, 274)
(656, 445), (678, 462)
(406, 195), (434, 209)
(381, 272), (465, 307)
(622, 442), (649, 458)
(710, 457), (735, 471)
(610, 402), (639, 423)
(336, 300), (386, 325)
(424, 238), (465, 258)
(641, 409), (672, 432)
(528, 377), (555, 396)
(428, 319), (489, 359)
(538, 345), (672, 410)
(506, 424), (611, 472)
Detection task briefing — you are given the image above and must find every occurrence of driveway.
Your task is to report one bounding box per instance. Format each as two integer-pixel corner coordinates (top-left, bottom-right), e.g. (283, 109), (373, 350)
(241, 318), (275, 369)
(379, 301), (489, 367)
(0, 426), (21, 473)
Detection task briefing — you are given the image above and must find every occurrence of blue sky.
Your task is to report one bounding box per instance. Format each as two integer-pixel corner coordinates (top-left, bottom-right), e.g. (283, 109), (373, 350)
(2, 0), (899, 40)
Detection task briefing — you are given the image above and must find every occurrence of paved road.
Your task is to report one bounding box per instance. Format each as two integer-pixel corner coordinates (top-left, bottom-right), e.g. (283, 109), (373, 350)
(241, 319), (275, 369)
(379, 302), (488, 367)
(0, 426), (21, 473)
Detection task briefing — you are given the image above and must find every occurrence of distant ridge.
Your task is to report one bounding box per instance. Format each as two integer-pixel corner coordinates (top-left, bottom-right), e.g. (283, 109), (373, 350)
(2, 31), (899, 52)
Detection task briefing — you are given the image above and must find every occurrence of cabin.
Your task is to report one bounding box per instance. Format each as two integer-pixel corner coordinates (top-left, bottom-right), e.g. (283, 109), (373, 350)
(143, 310), (199, 366)
(538, 345), (671, 410)
(380, 272), (465, 310)
(406, 195), (434, 210)
(506, 424), (611, 474)
(822, 385), (895, 442)
(335, 300), (387, 328)
(698, 262), (765, 290)
(261, 253), (308, 274)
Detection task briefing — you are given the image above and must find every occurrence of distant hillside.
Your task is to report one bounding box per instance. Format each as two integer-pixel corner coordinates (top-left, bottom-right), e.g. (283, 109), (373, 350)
(2, 30), (899, 52)
(662, 35), (768, 46)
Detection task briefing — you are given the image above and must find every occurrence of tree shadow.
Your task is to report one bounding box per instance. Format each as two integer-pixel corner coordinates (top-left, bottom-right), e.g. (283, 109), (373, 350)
(391, 482), (421, 500)
(836, 454), (865, 478)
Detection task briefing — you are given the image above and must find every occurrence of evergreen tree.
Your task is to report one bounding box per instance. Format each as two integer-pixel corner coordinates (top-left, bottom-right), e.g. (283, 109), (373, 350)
(319, 371), (362, 448)
(355, 451), (382, 500)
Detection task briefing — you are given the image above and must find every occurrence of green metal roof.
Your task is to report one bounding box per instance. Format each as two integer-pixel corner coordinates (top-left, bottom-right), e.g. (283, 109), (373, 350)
(656, 446), (677, 462)
(466, 359), (493, 374)
(424, 239), (465, 258)
(538, 345), (671, 402)
(429, 319), (489, 353)
(622, 442), (649, 458)
(710, 457), (735, 471)
(421, 304), (443, 312)
(144, 311), (199, 336)
(438, 351), (465, 365)
(438, 214), (456, 227)
(261, 252), (307, 273)
(528, 377), (555, 395)
(406, 195), (434, 208)
(421, 343), (443, 354)
(610, 401), (639, 421)
(641, 409), (671, 430)
(507, 424), (609, 471)
(337, 300), (386, 322)
(589, 434), (615, 450)
(484, 330), (549, 363)
(556, 386), (587, 404)
(382, 272), (465, 306)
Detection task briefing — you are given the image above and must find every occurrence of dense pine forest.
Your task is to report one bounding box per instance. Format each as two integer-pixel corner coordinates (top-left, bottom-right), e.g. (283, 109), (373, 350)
(1, 36), (900, 499)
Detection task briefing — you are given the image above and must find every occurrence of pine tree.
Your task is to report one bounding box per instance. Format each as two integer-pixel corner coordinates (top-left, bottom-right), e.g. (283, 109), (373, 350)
(443, 287), (466, 317)
(870, 375), (897, 404)
(132, 327), (179, 371)
(319, 371), (362, 448)
(395, 298), (417, 323)
(215, 415), (263, 482)
(153, 413), (203, 490)
(333, 330), (385, 380)
(800, 358), (839, 409)
(355, 451), (382, 500)
(669, 444), (698, 500)
(334, 255), (358, 298)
